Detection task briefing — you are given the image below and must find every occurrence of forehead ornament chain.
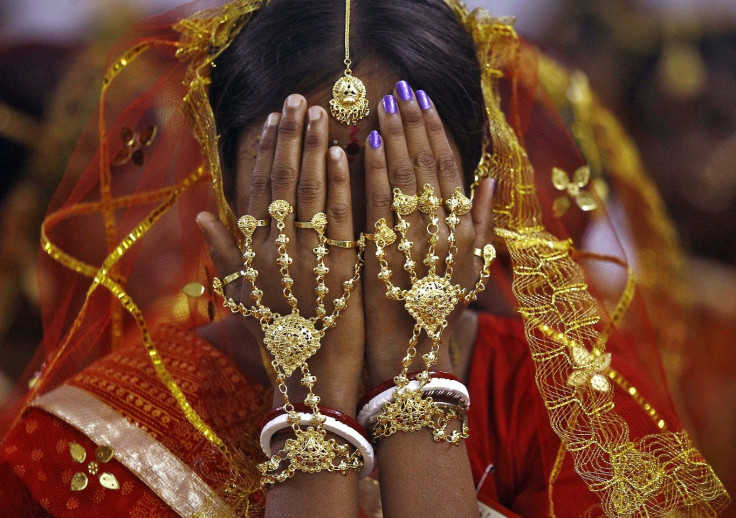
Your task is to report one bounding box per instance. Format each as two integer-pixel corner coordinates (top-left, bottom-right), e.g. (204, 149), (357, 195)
(329, 0), (370, 125)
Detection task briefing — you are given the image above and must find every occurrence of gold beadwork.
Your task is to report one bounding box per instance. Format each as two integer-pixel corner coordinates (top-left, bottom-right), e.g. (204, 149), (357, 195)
(212, 199), (366, 484)
(371, 390), (469, 445)
(372, 182), (493, 444)
(329, 0), (369, 125)
(259, 427), (364, 484)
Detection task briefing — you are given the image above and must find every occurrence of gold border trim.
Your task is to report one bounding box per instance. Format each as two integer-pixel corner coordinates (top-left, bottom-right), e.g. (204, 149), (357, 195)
(32, 385), (228, 517)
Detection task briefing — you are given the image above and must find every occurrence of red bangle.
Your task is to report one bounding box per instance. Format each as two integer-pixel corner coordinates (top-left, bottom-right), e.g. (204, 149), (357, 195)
(261, 403), (369, 441)
(358, 370), (460, 409)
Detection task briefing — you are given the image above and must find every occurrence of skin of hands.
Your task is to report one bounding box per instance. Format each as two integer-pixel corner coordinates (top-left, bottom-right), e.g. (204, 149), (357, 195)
(197, 65), (495, 411)
(196, 67), (494, 518)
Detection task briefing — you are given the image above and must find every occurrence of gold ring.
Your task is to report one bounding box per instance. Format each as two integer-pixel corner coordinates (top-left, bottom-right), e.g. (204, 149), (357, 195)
(253, 219), (270, 227)
(325, 237), (358, 249)
(363, 233), (375, 241)
(294, 221), (315, 229)
(221, 270), (244, 286)
(474, 244), (496, 261)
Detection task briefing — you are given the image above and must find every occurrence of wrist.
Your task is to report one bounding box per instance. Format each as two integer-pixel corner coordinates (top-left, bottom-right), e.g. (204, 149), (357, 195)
(367, 347), (454, 388)
(271, 378), (360, 418)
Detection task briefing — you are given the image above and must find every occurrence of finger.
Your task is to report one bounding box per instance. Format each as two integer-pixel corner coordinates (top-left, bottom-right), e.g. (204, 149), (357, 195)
(296, 106), (329, 239)
(364, 130), (392, 231)
(394, 81), (440, 194)
(197, 211), (243, 301)
(378, 93), (417, 196)
(247, 113), (280, 221)
(325, 146), (356, 275)
(470, 178), (496, 270)
(271, 94), (307, 210)
(415, 90), (464, 200)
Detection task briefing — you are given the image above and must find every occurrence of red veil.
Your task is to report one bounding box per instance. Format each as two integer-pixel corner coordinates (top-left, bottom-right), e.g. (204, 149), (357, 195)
(0, 0), (729, 516)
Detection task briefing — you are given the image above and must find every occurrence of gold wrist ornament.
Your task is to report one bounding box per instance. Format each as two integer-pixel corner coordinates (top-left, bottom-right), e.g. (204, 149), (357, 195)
(329, 0), (369, 125)
(372, 184), (495, 444)
(212, 202), (366, 483)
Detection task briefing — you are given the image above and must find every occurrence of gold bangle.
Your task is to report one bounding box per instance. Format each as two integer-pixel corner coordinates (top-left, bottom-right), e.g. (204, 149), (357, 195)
(325, 237), (358, 249)
(221, 270), (244, 286)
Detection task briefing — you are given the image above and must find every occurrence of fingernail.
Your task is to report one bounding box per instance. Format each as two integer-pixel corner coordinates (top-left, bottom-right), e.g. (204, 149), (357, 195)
(382, 94), (398, 114)
(285, 94), (302, 109)
(369, 130), (382, 149)
(329, 146), (344, 160)
(196, 211), (214, 226)
(416, 90), (431, 110)
(488, 178), (497, 196)
(266, 112), (280, 127)
(396, 80), (413, 101)
(308, 106), (323, 121)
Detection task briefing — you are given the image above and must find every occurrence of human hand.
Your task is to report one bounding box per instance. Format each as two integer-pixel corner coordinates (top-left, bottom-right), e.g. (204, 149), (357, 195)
(198, 95), (365, 415)
(363, 81), (496, 387)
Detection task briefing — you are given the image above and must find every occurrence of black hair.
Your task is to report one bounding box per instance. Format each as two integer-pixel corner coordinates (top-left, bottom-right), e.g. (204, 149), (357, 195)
(210, 0), (483, 181)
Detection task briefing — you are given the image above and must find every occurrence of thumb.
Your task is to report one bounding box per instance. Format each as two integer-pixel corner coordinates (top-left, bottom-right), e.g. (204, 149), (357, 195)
(197, 211), (243, 300)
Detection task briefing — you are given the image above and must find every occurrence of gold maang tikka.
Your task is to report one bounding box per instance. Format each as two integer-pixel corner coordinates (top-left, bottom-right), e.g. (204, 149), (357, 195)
(329, 0), (369, 125)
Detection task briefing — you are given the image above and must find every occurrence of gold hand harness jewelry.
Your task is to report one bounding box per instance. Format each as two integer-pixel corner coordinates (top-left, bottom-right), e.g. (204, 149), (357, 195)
(329, 0), (369, 125)
(212, 202), (366, 483)
(372, 184), (495, 443)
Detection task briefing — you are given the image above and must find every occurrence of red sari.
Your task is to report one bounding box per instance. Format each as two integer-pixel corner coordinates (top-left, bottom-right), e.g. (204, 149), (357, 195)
(0, 312), (681, 516)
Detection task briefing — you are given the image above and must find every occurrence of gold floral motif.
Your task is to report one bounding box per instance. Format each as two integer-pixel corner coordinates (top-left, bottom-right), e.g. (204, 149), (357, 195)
(258, 427), (363, 484)
(111, 125), (157, 167)
(372, 390), (468, 445)
(374, 183), (494, 395)
(405, 275), (460, 339)
(566, 345), (612, 392)
(551, 165), (598, 217)
(68, 442), (119, 492)
(263, 314), (322, 376)
(329, 74), (370, 125)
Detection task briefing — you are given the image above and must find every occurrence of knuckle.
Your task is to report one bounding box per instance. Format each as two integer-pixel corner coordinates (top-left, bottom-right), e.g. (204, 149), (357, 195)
(257, 134), (277, 154)
(371, 188), (393, 209)
(390, 164), (415, 188)
(278, 118), (301, 137)
(303, 132), (324, 149)
(297, 179), (324, 203)
(436, 153), (460, 181)
(425, 116), (445, 135)
(385, 121), (406, 139)
(403, 108), (424, 127)
(412, 150), (436, 172)
(250, 174), (270, 198)
(270, 162), (297, 188)
(326, 201), (351, 224)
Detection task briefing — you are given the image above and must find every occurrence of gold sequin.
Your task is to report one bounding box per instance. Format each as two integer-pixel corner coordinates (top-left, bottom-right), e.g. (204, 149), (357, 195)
(182, 282), (206, 298)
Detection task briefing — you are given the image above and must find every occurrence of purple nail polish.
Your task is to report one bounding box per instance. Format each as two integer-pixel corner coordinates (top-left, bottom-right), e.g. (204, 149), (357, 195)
(369, 130), (382, 149)
(396, 80), (413, 101)
(416, 90), (431, 110)
(382, 95), (398, 114)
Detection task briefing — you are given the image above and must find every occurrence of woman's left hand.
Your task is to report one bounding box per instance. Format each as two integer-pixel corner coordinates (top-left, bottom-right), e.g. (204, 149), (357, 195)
(362, 81), (496, 386)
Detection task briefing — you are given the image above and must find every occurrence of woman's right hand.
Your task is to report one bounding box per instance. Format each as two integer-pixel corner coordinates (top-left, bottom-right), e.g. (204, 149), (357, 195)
(198, 94), (365, 416)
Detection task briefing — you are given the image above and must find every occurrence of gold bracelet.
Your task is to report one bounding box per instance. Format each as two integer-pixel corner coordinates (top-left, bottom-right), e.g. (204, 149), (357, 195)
(259, 426), (364, 484)
(370, 389), (469, 445)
